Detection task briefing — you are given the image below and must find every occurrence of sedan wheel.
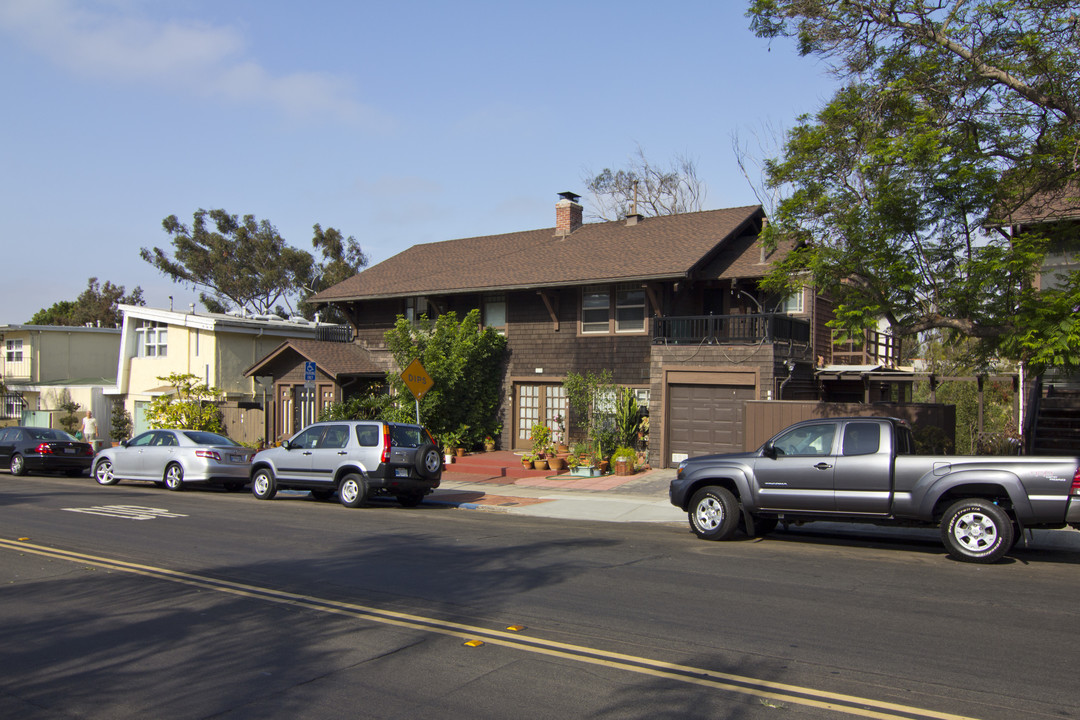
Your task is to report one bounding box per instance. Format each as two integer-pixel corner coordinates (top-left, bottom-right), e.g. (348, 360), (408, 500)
(164, 464), (185, 491)
(94, 459), (118, 485)
(10, 454), (26, 476)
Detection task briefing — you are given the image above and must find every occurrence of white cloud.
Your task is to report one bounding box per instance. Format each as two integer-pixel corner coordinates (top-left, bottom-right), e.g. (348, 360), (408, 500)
(0, 0), (389, 127)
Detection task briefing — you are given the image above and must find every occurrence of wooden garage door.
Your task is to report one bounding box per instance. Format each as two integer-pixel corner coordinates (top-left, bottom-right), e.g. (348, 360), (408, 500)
(668, 383), (756, 462)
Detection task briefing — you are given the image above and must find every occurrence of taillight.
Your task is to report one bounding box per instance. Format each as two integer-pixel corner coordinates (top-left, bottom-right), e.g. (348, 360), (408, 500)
(195, 449), (221, 461)
(381, 424), (391, 464)
(1072, 467), (1080, 496)
(35, 443), (53, 454)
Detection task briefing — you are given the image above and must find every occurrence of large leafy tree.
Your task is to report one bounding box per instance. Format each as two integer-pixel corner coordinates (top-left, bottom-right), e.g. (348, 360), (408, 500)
(748, 0), (1080, 372)
(382, 310), (507, 447)
(142, 210), (366, 316)
(30, 277), (144, 327)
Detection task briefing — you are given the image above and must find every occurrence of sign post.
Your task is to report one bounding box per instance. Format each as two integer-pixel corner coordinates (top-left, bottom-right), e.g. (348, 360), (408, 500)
(400, 358), (433, 424)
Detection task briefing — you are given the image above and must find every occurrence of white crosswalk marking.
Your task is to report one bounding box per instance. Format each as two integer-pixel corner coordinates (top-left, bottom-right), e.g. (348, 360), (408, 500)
(62, 505), (188, 520)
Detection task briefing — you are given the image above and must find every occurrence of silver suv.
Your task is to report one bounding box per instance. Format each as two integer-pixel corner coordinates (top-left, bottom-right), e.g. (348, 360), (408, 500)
(249, 421), (442, 508)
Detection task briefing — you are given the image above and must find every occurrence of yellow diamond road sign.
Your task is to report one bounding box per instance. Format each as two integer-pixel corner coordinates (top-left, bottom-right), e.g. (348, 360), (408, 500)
(401, 358), (433, 400)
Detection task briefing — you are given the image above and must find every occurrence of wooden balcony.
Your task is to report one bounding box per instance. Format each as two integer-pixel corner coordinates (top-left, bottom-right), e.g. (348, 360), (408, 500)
(831, 328), (902, 367)
(652, 313), (811, 345)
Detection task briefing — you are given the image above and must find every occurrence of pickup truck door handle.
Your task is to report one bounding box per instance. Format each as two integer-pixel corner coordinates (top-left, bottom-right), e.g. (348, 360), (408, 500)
(337, 451), (348, 455)
(815, 462), (833, 470)
(302, 451), (313, 456)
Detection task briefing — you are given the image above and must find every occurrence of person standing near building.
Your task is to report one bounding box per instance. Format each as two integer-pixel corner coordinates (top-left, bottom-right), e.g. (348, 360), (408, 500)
(81, 411), (98, 446)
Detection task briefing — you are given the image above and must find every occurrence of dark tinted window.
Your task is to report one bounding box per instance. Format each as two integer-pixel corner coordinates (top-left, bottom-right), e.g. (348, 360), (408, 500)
(355, 425), (380, 447)
(182, 431), (238, 446)
(29, 428), (75, 442)
(320, 425), (350, 449)
(390, 425), (424, 448)
(843, 422), (881, 456)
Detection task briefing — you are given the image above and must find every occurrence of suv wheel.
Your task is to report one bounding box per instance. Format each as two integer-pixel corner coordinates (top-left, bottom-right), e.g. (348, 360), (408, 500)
(252, 468), (277, 500)
(414, 443), (441, 479)
(339, 473), (368, 508)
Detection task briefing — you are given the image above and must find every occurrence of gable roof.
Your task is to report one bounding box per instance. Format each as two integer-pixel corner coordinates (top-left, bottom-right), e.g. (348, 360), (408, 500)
(245, 339), (383, 379)
(311, 205), (766, 303)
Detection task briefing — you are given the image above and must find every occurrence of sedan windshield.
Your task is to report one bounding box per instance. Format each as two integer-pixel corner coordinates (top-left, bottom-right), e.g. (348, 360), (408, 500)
(29, 429), (77, 442)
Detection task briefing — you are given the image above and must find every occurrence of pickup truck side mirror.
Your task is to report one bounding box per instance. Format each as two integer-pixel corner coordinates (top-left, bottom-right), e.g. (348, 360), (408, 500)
(281, 439), (292, 450)
(762, 440), (777, 459)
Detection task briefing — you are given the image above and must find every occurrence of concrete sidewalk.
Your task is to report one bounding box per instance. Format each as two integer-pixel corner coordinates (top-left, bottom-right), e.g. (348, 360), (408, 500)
(427, 451), (684, 524)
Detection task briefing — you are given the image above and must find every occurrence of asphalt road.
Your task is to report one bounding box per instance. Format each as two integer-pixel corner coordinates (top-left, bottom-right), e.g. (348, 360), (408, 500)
(1, 474), (1078, 720)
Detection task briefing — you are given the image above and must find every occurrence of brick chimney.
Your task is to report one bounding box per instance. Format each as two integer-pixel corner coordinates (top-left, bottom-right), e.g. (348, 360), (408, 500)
(555, 191), (583, 237)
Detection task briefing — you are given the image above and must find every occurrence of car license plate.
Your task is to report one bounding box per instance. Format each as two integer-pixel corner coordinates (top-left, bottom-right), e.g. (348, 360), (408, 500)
(64, 448), (76, 454)
(231, 455), (245, 463)
(395, 468), (409, 478)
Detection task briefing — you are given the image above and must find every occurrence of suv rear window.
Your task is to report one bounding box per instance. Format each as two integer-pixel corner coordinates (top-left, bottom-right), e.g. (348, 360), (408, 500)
(390, 425), (425, 448)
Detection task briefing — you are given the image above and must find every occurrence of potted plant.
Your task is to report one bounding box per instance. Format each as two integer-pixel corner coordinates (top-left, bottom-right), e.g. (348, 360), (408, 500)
(611, 446), (636, 476)
(530, 423), (551, 458)
(548, 454), (566, 472)
(521, 452), (537, 468)
(484, 435), (496, 452)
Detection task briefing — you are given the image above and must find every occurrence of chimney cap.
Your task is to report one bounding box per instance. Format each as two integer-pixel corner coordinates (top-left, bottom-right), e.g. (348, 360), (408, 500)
(557, 191), (581, 203)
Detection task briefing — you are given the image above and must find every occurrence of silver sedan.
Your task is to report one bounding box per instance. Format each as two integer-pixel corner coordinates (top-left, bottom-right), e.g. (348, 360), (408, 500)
(93, 429), (255, 491)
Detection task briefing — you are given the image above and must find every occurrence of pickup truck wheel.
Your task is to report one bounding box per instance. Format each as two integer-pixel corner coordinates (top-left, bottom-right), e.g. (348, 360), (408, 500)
(940, 499), (1014, 563)
(339, 473), (368, 508)
(252, 469), (277, 500)
(689, 486), (740, 541)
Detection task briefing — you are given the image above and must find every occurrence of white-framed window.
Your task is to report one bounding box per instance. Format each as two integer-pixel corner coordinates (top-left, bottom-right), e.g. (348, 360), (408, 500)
(483, 294), (506, 335)
(405, 297), (432, 323)
(615, 285), (646, 332)
(135, 320), (167, 357)
(581, 286), (610, 334)
(781, 287), (805, 314)
(581, 285), (647, 334)
(5, 339), (23, 362)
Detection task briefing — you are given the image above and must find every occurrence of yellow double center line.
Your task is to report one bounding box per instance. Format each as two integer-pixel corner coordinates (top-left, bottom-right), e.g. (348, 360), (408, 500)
(0, 538), (981, 720)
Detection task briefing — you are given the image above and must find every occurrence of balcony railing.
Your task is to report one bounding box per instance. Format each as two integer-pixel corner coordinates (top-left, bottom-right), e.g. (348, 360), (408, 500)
(1, 358), (32, 380)
(831, 328), (902, 367)
(653, 313), (811, 345)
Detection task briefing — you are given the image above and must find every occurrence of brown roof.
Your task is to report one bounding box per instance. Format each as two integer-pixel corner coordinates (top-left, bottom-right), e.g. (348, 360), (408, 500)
(245, 339), (383, 378)
(311, 205), (765, 303)
(989, 182), (1080, 227)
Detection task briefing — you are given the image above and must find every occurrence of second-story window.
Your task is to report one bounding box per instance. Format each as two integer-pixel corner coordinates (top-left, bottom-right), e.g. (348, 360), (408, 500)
(581, 285), (648, 334)
(615, 285), (646, 332)
(483, 294), (506, 335)
(581, 286), (610, 333)
(135, 320), (167, 357)
(781, 287), (805, 315)
(5, 339), (23, 362)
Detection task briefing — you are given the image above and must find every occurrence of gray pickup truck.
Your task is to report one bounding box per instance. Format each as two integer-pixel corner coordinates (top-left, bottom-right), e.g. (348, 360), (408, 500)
(669, 416), (1080, 562)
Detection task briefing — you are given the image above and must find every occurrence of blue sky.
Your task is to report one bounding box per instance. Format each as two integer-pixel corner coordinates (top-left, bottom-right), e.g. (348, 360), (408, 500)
(0, 0), (836, 322)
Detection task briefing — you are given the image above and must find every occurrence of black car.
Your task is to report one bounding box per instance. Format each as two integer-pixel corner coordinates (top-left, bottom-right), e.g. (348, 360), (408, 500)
(0, 426), (95, 477)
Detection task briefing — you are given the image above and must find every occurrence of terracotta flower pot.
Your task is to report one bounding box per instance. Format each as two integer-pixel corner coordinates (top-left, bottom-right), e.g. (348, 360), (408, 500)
(532, 459), (548, 471)
(548, 456), (566, 472)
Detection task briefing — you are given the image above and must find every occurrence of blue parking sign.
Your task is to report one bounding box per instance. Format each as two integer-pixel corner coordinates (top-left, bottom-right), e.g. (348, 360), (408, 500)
(304, 361), (317, 382)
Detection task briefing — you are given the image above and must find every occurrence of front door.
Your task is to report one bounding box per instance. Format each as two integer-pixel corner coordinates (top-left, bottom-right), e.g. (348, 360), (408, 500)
(514, 383), (568, 451)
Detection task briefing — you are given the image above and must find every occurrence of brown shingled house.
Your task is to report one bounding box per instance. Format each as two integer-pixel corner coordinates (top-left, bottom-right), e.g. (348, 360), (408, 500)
(245, 338), (386, 442)
(309, 193), (838, 467)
